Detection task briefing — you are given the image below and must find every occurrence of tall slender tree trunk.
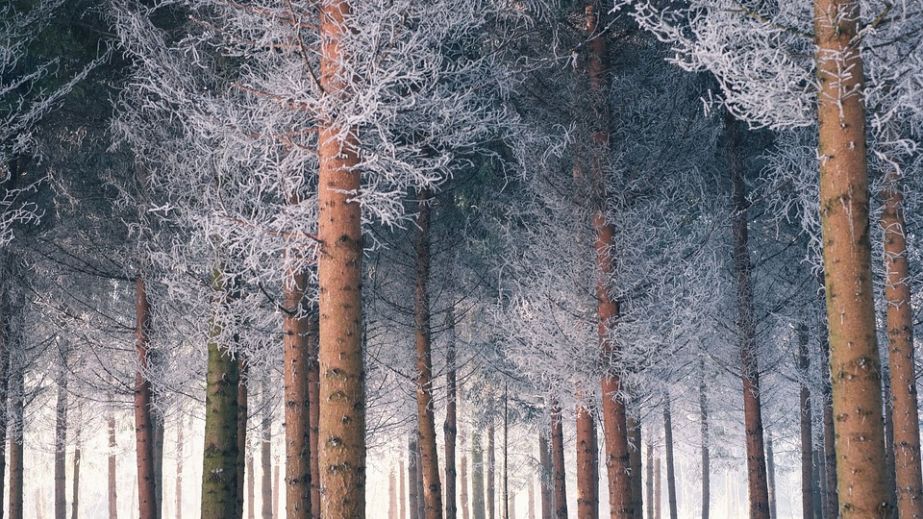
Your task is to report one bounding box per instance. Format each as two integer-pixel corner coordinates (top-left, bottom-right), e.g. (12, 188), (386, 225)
(529, 476), (536, 519)
(766, 430), (777, 519)
(654, 459), (661, 519)
(238, 360), (249, 519)
(317, 0), (365, 516)
(798, 325), (815, 519)
(55, 348), (69, 519)
(413, 193), (443, 519)
(728, 119), (770, 519)
(307, 313), (321, 519)
(883, 364), (897, 512)
(818, 311), (838, 519)
(584, 2), (632, 517)
(550, 404), (568, 519)
(272, 464), (280, 519)
(473, 431), (485, 519)
(108, 411), (118, 519)
(503, 388), (510, 519)
(576, 398), (599, 519)
(699, 359), (710, 519)
(812, 447), (823, 519)
(134, 277), (158, 519)
(445, 307), (458, 519)
(662, 395), (677, 519)
(153, 409), (164, 519)
(201, 271), (241, 519)
(261, 376), (272, 519)
(9, 336), (24, 519)
(814, 0), (888, 514)
(0, 317), (9, 519)
(400, 458), (407, 519)
(461, 404), (470, 519)
(409, 435), (421, 519)
(646, 441), (654, 519)
(628, 415), (643, 519)
(539, 432), (552, 519)
(71, 407), (82, 519)
(176, 420), (184, 519)
(248, 447), (255, 519)
(488, 424), (496, 519)
(390, 467), (398, 519)
(880, 170), (923, 517)
(283, 267), (312, 518)
(416, 443), (425, 519)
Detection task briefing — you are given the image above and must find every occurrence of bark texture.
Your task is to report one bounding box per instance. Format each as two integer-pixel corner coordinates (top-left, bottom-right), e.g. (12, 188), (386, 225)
(55, 350), (68, 519)
(8, 343), (23, 519)
(728, 118), (770, 519)
(814, 0), (889, 514)
(472, 431), (485, 519)
(576, 401), (599, 519)
(134, 277), (158, 519)
(699, 359), (710, 519)
(798, 325), (815, 519)
(317, 0), (365, 516)
(71, 413), (82, 519)
(445, 307), (458, 519)
(539, 432), (552, 519)
(0, 318), (8, 519)
(766, 430), (777, 519)
(237, 360), (249, 519)
(261, 377), (272, 519)
(662, 396), (677, 519)
(880, 171), (923, 518)
(283, 269), (312, 519)
(409, 435), (421, 519)
(628, 415), (643, 519)
(550, 405), (568, 519)
(646, 441), (654, 519)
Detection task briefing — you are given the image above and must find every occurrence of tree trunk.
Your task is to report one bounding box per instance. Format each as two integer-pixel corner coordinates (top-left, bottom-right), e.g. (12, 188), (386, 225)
(813, 0), (889, 514)
(237, 360), (249, 519)
(272, 464), (280, 519)
(766, 430), (777, 519)
(445, 307), (458, 519)
(728, 118), (771, 519)
(134, 277), (158, 519)
(400, 458), (407, 519)
(201, 271), (241, 519)
(798, 324), (814, 519)
(71, 409), (82, 519)
(812, 446), (823, 519)
(261, 376), (272, 519)
(413, 193), (444, 519)
(307, 314), (321, 519)
(646, 441), (653, 519)
(473, 431), (485, 519)
(585, 2), (633, 516)
(550, 404), (568, 519)
(699, 359), (710, 519)
(461, 406), (470, 519)
(282, 268), (312, 519)
(539, 432), (552, 519)
(153, 410), (164, 519)
(818, 312), (838, 519)
(390, 467), (398, 519)
(409, 435), (421, 519)
(662, 395), (677, 519)
(0, 318), (9, 519)
(416, 442), (425, 519)
(108, 412), (118, 519)
(654, 459), (661, 519)
(504, 389), (510, 519)
(529, 476), (536, 519)
(317, 0), (365, 516)
(9, 336), (25, 519)
(176, 420), (184, 519)
(576, 399), (599, 519)
(55, 349), (69, 519)
(248, 446), (255, 519)
(883, 365), (897, 512)
(628, 415), (643, 519)
(880, 170), (923, 517)
(489, 424), (496, 519)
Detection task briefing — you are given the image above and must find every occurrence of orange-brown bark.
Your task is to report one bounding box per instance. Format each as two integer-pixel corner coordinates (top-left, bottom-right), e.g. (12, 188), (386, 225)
(282, 270), (312, 518)
(550, 404), (568, 519)
(576, 401), (599, 519)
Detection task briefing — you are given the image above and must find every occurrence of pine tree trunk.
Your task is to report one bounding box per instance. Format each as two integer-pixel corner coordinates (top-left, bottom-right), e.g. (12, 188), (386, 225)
(272, 465), (280, 519)
(766, 430), (777, 519)
(108, 412), (118, 519)
(798, 325), (814, 519)
(584, 2), (633, 516)
(654, 459), (661, 519)
(812, 446), (823, 519)
(248, 447), (255, 519)
(628, 415), (643, 519)
(400, 458), (407, 519)
(413, 193), (444, 519)
(503, 389), (510, 519)
(283, 268), (312, 519)
(699, 359), (710, 519)
(445, 307), (458, 519)
(461, 407), (470, 519)
(883, 366), (897, 511)
(307, 315), (321, 519)
(409, 435), (421, 519)
(153, 410), (164, 519)
(818, 312), (838, 519)
(390, 467), (398, 519)
(55, 349), (68, 519)
(317, 0), (365, 516)
(416, 443), (425, 519)
(237, 360), (249, 519)
(646, 441), (654, 519)
(550, 404), (568, 519)
(880, 171), (923, 517)
(134, 277), (158, 519)
(260, 376), (272, 519)
(176, 421), (184, 519)
(529, 476), (536, 519)
(576, 400), (599, 519)
(201, 271), (241, 519)
(0, 319), (9, 519)
(489, 423), (496, 519)
(728, 119), (770, 519)
(9, 338), (25, 519)
(662, 395), (677, 519)
(71, 410), (82, 519)
(473, 431), (485, 519)
(539, 432), (552, 519)
(813, 0), (888, 514)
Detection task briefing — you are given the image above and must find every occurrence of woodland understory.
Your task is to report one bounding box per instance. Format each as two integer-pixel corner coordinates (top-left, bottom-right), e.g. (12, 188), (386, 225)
(1, 0), (923, 519)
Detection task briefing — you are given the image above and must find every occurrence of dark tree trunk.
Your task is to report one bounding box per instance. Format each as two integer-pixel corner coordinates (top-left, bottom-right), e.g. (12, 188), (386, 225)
(0, 318), (9, 519)
(9, 338), (25, 519)
(766, 429), (777, 519)
(445, 307), (458, 519)
(488, 424), (496, 519)
(699, 358), (710, 519)
(153, 410), (164, 519)
(646, 440), (654, 519)
(503, 387), (510, 519)
(817, 306), (838, 519)
(576, 399), (599, 519)
(798, 325), (814, 519)
(134, 277), (158, 519)
(237, 359), (249, 519)
(71, 410), (82, 519)
(409, 435), (421, 519)
(662, 394), (677, 519)
(628, 415), (643, 519)
(55, 348), (68, 519)
(539, 432), (552, 519)
(550, 404), (568, 519)
(261, 376), (272, 519)
(472, 431), (485, 519)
